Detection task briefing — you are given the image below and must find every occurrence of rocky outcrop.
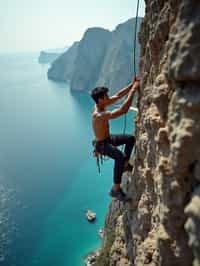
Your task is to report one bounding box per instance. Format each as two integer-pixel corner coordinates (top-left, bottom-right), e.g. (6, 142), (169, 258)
(47, 42), (79, 81)
(48, 18), (141, 93)
(39, 47), (69, 64)
(38, 51), (60, 64)
(95, 1), (200, 266)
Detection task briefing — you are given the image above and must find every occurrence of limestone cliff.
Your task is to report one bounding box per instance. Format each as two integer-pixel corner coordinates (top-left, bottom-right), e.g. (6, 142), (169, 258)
(70, 28), (111, 91)
(47, 42), (79, 82)
(96, 18), (141, 92)
(95, 1), (200, 266)
(47, 18), (141, 93)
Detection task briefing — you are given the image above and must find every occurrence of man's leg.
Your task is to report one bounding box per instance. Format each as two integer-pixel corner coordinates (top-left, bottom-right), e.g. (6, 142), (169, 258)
(103, 143), (128, 201)
(110, 134), (135, 161)
(103, 142), (125, 187)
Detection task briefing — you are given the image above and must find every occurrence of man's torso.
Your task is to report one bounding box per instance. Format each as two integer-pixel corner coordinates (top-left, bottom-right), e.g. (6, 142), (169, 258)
(92, 106), (110, 141)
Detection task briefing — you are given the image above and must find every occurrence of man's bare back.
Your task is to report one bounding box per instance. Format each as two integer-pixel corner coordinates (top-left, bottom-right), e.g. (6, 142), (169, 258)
(92, 106), (110, 141)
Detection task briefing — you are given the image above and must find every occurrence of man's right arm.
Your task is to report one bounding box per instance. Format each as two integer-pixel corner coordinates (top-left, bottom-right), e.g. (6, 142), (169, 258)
(106, 76), (140, 106)
(105, 83), (132, 105)
(105, 81), (139, 119)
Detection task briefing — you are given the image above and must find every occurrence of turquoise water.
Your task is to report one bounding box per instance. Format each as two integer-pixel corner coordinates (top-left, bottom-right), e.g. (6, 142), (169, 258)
(0, 53), (136, 266)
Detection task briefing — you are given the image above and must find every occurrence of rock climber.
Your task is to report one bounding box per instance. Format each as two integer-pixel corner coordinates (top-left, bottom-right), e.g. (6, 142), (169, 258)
(91, 76), (140, 202)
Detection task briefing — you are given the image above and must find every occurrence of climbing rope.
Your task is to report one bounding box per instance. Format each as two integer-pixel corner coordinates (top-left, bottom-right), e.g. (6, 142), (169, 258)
(94, 0), (141, 172)
(133, 0), (140, 78)
(122, 0), (140, 151)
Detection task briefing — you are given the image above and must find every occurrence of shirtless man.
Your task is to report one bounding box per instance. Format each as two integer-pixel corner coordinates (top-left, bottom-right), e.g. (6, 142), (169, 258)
(91, 77), (140, 201)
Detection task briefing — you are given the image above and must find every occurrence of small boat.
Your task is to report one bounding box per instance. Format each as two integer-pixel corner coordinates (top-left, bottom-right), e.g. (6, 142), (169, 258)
(130, 106), (139, 112)
(86, 209), (96, 222)
(98, 228), (104, 238)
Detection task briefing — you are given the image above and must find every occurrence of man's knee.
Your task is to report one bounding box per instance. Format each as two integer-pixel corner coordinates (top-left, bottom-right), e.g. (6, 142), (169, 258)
(128, 135), (135, 145)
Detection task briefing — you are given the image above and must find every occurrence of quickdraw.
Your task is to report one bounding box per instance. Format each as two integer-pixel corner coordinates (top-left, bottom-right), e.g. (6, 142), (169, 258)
(92, 140), (105, 174)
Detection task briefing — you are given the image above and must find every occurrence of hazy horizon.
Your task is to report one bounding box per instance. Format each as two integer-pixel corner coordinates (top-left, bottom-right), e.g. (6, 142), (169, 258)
(0, 0), (145, 53)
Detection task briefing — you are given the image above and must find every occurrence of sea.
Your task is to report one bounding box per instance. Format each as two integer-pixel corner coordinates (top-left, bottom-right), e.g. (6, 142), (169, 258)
(0, 52), (136, 266)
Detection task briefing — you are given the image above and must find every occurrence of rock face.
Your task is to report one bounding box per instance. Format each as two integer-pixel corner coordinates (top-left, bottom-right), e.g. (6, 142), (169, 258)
(48, 18), (141, 93)
(47, 42), (79, 81)
(95, 1), (200, 266)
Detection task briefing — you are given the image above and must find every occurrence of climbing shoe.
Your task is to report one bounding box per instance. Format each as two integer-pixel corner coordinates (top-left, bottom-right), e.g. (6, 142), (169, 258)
(109, 188), (129, 202)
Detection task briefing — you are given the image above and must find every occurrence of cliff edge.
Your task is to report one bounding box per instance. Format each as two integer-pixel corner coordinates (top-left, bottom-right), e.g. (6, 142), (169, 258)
(95, 1), (200, 265)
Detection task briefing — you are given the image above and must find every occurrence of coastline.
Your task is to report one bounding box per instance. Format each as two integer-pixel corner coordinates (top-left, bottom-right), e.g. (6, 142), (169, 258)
(84, 248), (101, 266)
(83, 227), (104, 265)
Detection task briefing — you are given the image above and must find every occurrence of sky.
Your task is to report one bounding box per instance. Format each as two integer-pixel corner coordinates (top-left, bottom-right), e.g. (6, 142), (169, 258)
(0, 0), (145, 52)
